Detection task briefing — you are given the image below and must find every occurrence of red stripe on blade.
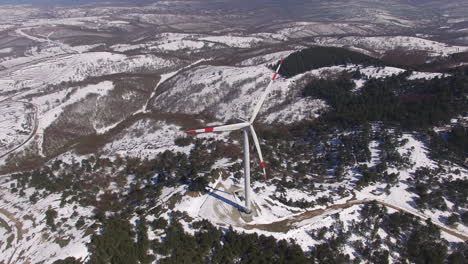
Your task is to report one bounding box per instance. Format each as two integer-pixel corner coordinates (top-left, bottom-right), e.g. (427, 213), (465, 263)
(205, 127), (214, 132)
(272, 72), (278, 80)
(261, 161), (266, 168)
(186, 130), (196, 134)
(280, 57), (285, 64)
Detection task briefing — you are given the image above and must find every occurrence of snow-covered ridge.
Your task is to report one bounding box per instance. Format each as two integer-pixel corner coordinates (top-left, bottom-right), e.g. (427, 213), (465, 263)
(302, 64), (446, 82)
(111, 33), (210, 52)
(237, 50), (296, 67)
(111, 32), (265, 52)
(274, 22), (369, 39)
(314, 36), (468, 56)
(150, 63), (307, 123)
(1, 3), (467, 262)
(199, 35), (263, 48)
(151, 58), (447, 125)
(0, 52), (179, 96)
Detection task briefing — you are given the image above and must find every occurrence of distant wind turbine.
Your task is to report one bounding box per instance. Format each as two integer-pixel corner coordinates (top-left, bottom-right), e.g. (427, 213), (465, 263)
(186, 58), (285, 213)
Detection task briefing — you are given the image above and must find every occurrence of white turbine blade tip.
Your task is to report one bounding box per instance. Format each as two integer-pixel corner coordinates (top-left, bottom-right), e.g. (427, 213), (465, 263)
(250, 57), (286, 123)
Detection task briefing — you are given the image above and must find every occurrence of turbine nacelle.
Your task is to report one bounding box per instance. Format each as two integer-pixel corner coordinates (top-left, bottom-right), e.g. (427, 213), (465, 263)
(185, 122), (266, 179)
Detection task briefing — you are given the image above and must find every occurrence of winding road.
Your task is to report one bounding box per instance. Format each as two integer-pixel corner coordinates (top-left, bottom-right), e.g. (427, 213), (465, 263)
(204, 181), (468, 242)
(0, 100), (39, 160)
(0, 26), (63, 161)
(245, 198), (468, 241)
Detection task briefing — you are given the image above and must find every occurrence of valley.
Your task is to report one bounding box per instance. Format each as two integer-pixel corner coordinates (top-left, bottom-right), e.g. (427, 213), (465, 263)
(0, 0), (467, 263)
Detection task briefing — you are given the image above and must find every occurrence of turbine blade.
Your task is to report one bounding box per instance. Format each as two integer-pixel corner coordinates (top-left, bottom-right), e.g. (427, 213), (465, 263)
(249, 125), (267, 180)
(249, 58), (285, 123)
(186, 122), (249, 134)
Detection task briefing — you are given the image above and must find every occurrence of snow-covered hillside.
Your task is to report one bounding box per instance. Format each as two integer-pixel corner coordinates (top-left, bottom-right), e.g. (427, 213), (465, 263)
(0, 1), (467, 262)
(161, 131), (468, 261)
(314, 36), (468, 56)
(150, 59), (446, 125)
(0, 52), (180, 96)
(103, 119), (190, 158)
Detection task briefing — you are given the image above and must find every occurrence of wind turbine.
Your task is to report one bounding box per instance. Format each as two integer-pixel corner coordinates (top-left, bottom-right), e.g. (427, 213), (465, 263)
(186, 58), (285, 213)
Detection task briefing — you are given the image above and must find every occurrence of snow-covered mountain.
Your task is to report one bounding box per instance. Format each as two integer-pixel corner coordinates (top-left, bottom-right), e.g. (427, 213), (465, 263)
(0, 1), (467, 263)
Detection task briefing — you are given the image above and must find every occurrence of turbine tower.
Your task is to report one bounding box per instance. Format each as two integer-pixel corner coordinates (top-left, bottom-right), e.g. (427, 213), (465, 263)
(186, 58), (285, 213)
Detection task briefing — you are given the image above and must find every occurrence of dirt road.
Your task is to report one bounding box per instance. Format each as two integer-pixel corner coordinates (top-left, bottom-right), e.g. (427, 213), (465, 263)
(245, 199), (468, 241)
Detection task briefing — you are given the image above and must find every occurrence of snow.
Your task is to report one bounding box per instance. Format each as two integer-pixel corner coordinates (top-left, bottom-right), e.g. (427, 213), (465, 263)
(374, 12), (414, 27)
(1, 9), (467, 261)
(441, 232), (466, 243)
(275, 22), (368, 39)
(152, 64), (269, 120)
(140, 58), (210, 114)
(174, 176), (379, 254)
(407, 71), (445, 80)
(359, 66), (405, 78)
(111, 33), (214, 53)
(238, 50), (296, 67)
(103, 119), (190, 158)
(448, 18), (468, 24)
(107, 20), (129, 25)
(172, 149), (467, 256)
(112, 33), (263, 52)
(264, 97), (327, 124)
(199, 35), (263, 48)
(175, 174), (303, 228)
(169, 128), (467, 256)
(110, 43), (145, 53)
(15, 27), (46, 43)
(212, 158), (235, 169)
(151, 61), (447, 126)
(314, 36), (468, 56)
(0, 101), (35, 156)
(367, 140), (381, 167)
(0, 48), (12, 54)
(13, 27), (102, 56)
(352, 133), (468, 240)
(0, 51), (178, 99)
(400, 134), (435, 168)
(70, 44), (104, 54)
(4, 52), (174, 87)
(156, 40), (205, 51)
(111, 39), (209, 53)
(151, 62), (302, 123)
(355, 134), (433, 211)
(0, 183), (94, 263)
(0, 24), (14, 31)
(353, 79), (366, 91)
(34, 81), (114, 156)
